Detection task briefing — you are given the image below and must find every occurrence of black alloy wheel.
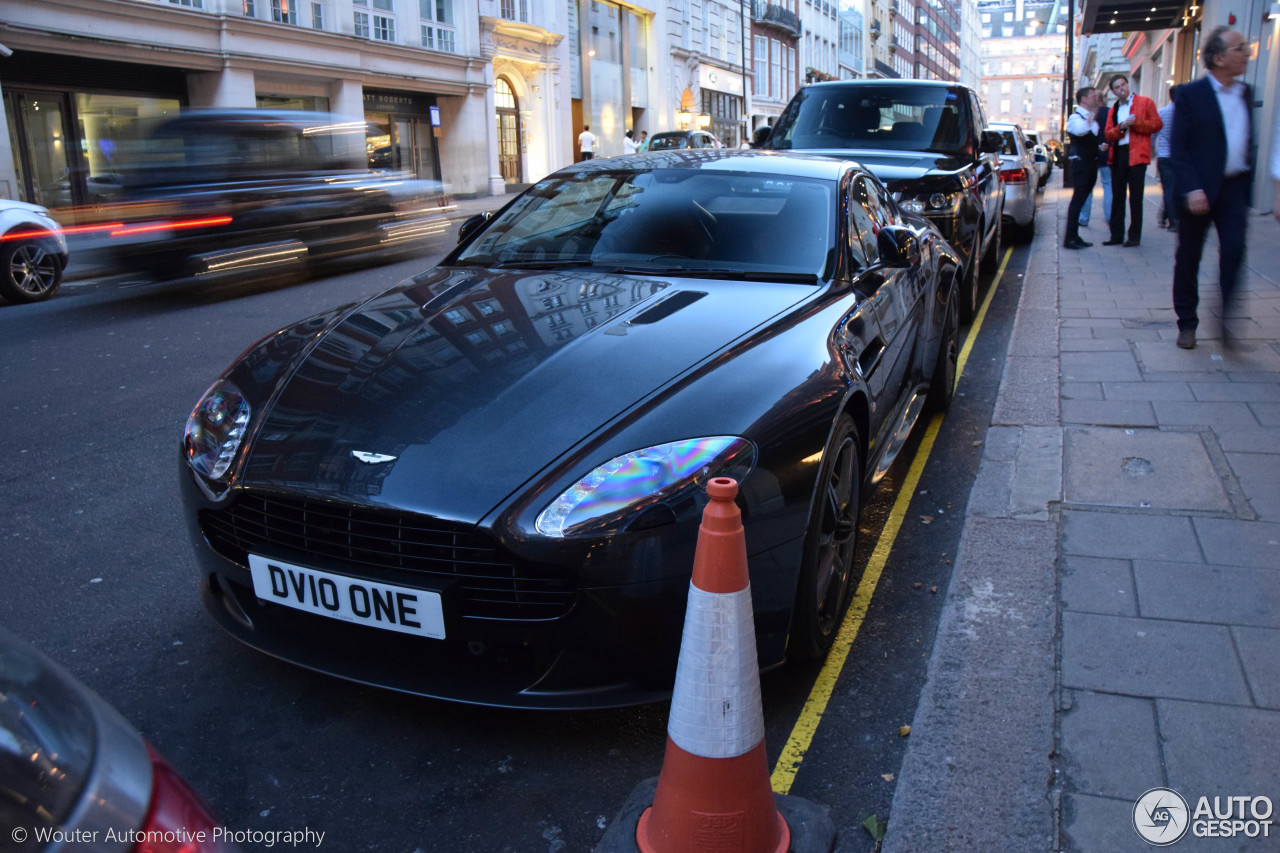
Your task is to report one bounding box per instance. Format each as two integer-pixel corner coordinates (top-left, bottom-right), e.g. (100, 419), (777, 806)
(792, 414), (863, 660)
(926, 278), (960, 414)
(0, 238), (63, 304)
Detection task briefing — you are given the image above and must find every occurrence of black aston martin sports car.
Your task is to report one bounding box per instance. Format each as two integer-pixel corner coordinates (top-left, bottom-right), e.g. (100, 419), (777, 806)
(180, 150), (961, 709)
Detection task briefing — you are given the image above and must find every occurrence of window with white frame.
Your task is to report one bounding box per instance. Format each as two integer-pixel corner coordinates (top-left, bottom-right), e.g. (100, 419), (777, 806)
(311, 1), (323, 26)
(354, 10), (370, 35)
(770, 38), (781, 99)
(272, 0), (297, 23)
(372, 0), (392, 9)
(500, 0), (528, 22)
(170, 0), (203, 7)
(753, 35), (768, 97)
(372, 12), (395, 39)
(243, 0), (256, 15)
(420, 0), (456, 51)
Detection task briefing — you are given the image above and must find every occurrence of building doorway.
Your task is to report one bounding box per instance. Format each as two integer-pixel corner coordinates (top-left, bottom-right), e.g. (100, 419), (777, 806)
(5, 90), (75, 209)
(495, 77), (522, 185)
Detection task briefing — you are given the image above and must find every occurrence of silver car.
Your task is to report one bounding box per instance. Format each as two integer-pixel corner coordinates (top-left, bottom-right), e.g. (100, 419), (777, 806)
(989, 122), (1037, 243)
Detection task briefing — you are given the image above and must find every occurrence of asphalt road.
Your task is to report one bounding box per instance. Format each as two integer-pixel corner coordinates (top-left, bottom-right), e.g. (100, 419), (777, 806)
(0, 233), (1026, 852)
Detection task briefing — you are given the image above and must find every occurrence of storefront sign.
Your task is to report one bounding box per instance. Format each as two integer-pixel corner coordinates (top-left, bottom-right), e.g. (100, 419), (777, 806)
(363, 90), (435, 116)
(698, 66), (743, 97)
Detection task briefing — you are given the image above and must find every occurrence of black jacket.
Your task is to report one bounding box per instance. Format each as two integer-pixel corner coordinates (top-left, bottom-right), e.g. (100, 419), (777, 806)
(1171, 76), (1254, 206)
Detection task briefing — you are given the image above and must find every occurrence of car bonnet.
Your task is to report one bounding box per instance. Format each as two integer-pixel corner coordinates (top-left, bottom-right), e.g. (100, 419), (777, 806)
(239, 266), (816, 523)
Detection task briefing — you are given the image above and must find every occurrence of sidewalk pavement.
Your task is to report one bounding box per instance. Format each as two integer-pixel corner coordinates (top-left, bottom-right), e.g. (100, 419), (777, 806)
(881, 177), (1280, 851)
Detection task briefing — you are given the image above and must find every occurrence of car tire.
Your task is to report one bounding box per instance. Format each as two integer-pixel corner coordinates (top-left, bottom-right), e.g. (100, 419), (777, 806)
(791, 413), (862, 660)
(926, 278), (960, 414)
(958, 246), (980, 324)
(0, 237), (63, 304)
(1015, 207), (1037, 244)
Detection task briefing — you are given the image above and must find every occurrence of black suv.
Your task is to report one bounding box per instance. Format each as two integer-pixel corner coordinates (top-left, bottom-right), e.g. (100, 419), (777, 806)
(765, 80), (1004, 321)
(101, 110), (452, 284)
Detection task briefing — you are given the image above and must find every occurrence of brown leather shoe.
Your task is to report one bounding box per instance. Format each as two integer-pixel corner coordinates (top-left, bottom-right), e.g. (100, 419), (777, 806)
(1176, 329), (1196, 349)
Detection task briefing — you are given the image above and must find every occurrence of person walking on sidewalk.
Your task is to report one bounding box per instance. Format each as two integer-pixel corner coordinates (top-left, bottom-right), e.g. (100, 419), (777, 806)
(1064, 86), (1106, 249)
(578, 125), (597, 161)
(1156, 85), (1180, 231)
(1170, 26), (1253, 349)
(1103, 75), (1162, 247)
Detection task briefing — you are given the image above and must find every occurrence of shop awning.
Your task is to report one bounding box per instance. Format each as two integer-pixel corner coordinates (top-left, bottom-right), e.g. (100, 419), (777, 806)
(1079, 0), (1188, 33)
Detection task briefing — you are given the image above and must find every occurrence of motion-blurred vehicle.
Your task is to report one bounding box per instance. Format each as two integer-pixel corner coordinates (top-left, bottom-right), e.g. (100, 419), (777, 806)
(989, 122), (1038, 243)
(0, 626), (239, 851)
(645, 130), (723, 150)
(179, 150), (960, 709)
(763, 80), (1004, 323)
(0, 199), (68, 305)
(100, 110), (453, 285)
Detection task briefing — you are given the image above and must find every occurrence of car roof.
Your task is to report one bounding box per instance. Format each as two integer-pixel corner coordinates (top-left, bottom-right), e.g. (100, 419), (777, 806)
(802, 79), (972, 91)
(550, 149), (859, 181)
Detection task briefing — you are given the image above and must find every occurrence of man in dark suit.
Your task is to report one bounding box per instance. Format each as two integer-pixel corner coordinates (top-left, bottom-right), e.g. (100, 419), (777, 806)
(1064, 86), (1104, 249)
(1170, 26), (1253, 349)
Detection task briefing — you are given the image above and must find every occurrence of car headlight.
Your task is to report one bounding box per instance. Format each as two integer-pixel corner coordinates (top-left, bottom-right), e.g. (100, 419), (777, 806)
(535, 437), (756, 538)
(896, 191), (964, 216)
(184, 379), (251, 482)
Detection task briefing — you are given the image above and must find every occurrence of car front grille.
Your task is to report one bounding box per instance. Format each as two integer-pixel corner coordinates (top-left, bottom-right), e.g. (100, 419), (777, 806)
(199, 492), (575, 621)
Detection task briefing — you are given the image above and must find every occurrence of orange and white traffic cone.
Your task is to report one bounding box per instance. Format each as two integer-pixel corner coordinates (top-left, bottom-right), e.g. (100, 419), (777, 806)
(635, 477), (790, 853)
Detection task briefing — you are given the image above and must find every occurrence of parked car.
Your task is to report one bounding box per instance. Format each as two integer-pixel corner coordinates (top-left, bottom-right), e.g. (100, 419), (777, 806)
(1023, 132), (1053, 188)
(0, 626), (239, 851)
(646, 130), (722, 151)
(763, 79), (1005, 323)
(0, 199), (68, 305)
(179, 150), (960, 709)
(100, 109), (453, 285)
(989, 122), (1038, 243)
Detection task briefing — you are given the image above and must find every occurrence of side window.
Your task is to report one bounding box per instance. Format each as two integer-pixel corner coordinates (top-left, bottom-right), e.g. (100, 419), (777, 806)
(847, 177), (881, 268)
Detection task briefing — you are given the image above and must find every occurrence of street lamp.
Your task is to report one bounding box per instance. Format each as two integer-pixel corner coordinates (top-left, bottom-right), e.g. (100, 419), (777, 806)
(697, 113), (712, 128)
(676, 109), (693, 128)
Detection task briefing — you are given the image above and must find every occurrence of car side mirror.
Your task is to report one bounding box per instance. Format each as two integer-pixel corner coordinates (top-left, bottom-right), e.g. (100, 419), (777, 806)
(979, 131), (1004, 154)
(877, 225), (920, 269)
(457, 212), (491, 244)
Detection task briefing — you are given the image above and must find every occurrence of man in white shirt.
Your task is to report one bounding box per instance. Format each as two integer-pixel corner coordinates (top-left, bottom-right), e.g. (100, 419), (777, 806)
(1169, 26), (1252, 349)
(623, 129), (640, 155)
(578, 125), (597, 161)
(1064, 86), (1105, 249)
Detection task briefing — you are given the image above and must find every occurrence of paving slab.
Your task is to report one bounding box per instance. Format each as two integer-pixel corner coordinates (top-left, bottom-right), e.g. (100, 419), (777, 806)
(1137, 340), (1280, 373)
(1061, 400), (1158, 427)
(1192, 517), (1280, 569)
(1063, 428), (1232, 513)
(1102, 381), (1195, 401)
(1060, 555), (1137, 617)
(1061, 611), (1252, 704)
(1060, 351), (1142, 383)
(1061, 509), (1201, 562)
(1060, 793), (1156, 853)
(1159, 699), (1280, 805)
(1231, 626), (1280, 710)
(1223, 452), (1280, 521)
(1133, 560), (1280, 627)
(1058, 690), (1162, 800)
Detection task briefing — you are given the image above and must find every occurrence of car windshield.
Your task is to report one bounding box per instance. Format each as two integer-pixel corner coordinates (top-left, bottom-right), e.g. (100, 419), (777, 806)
(770, 85), (973, 156)
(455, 168), (835, 279)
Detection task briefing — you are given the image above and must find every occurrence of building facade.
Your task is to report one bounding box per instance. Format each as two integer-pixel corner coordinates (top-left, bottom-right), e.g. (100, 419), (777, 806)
(977, 0), (1067, 138)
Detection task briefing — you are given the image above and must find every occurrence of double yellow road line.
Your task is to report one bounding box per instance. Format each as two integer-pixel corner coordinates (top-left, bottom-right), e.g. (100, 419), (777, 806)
(770, 247), (1013, 793)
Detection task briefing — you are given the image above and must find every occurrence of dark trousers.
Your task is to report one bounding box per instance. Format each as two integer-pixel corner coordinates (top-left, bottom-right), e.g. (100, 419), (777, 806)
(1064, 159), (1098, 245)
(1157, 157), (1178, 229)
(1172, 175), (1249, 332)
(580, 152), (594, 161)
(1109, 144), (1147, 243)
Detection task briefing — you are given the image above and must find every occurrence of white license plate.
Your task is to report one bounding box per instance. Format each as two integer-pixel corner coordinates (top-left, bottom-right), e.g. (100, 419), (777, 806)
(248, 555), (445, 640)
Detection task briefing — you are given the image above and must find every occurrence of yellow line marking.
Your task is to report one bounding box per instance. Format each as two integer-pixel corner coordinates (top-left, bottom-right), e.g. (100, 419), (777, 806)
(770, 246), (1012, 795)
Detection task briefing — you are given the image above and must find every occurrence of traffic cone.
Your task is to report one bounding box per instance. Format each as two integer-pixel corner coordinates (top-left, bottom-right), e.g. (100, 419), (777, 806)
(635, 476), (790, 853)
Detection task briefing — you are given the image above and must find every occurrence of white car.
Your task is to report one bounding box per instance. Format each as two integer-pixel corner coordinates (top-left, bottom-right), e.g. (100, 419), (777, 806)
(989, 122), (1038, 243)
(0, 199), (68, 304)
(1023, 132), (1053, 189)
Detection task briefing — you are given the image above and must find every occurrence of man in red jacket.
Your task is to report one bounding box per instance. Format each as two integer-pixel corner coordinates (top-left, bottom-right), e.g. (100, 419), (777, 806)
(1103, 75), (1163, 247)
